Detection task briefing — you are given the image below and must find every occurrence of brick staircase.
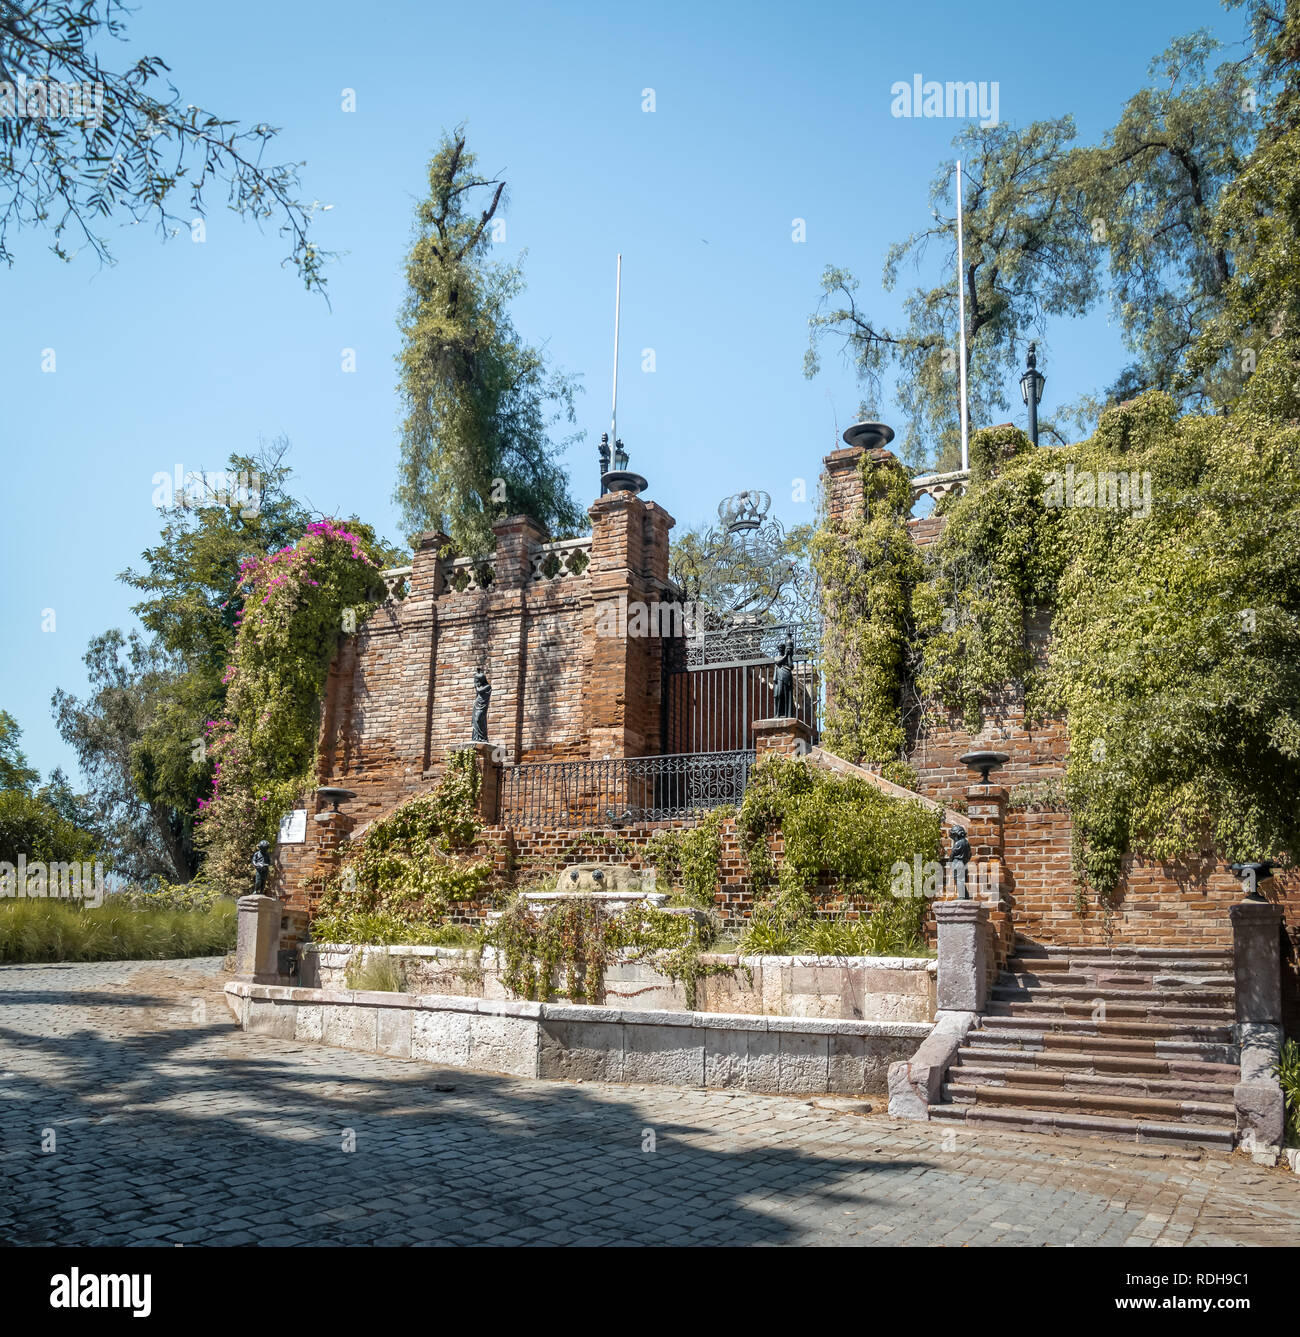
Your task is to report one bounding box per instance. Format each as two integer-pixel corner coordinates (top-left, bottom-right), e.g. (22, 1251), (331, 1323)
(929, 938), (1239, 1149)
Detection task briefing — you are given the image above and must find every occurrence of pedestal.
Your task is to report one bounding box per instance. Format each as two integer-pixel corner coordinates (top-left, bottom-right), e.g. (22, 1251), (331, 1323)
(1230, 898), (1285, 1160)
(234, 894), (281, 985)
(752, 716), (813, 759)
(454, 741), (503, 824)
(934, 899), (989, 1013)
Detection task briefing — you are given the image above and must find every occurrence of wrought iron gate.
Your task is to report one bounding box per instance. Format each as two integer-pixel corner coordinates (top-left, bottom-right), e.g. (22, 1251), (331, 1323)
(664, 621), (820, 755)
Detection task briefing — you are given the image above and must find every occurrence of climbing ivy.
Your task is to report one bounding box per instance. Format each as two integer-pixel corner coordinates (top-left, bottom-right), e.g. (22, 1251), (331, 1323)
(197, 521), (386, 891)
(313, 750), (491, 936)
(812, 450), (920, 765)
(818, 371), (1300, 904)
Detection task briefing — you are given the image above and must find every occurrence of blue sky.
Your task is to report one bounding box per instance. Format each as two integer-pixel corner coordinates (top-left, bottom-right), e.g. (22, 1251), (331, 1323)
(1, 0), (1242, 782)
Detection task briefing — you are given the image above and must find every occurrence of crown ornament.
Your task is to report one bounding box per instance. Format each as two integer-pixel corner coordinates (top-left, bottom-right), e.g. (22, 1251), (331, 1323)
(718, 489), (771, 534)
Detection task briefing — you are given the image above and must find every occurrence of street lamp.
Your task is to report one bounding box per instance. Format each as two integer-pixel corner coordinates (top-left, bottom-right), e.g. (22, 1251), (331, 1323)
(1020, 342), (1046, 448)
(613, 439), (629, 471)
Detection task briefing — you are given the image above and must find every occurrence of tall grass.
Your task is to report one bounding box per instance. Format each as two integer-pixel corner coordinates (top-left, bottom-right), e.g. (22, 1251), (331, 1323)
(0, 897), (237, 963)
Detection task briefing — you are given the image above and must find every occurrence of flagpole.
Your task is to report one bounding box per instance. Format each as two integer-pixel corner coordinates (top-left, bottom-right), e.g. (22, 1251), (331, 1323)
(611, 253), (622, 445)
(955, 161), (970, 473)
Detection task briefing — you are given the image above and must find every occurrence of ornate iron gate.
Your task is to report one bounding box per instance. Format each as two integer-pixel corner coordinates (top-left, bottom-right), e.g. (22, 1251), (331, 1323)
(664, 621), (820, 755)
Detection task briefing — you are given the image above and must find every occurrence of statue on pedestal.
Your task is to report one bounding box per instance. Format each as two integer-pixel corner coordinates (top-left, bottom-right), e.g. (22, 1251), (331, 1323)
(251, 840), (274, 897)
(772, 636), (795, 719)
(949, 824), (971, 900)
(471, 668), (491, 743)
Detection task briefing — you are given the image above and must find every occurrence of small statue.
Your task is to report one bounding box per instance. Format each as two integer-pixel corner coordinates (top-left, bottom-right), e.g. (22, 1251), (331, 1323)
(471, 668), (491, 743)
(949, 824), (971, 900)
(772, 636), (795, 719)
(251, 840), (274, 897)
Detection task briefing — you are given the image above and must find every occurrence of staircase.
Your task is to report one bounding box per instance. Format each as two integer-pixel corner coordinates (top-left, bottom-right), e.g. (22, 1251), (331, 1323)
(929, 939), (1239, 1150)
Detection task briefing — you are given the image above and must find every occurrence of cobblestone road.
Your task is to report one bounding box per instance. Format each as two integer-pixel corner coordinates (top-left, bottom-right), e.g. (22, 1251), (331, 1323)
(1, 958), (1297, 1246)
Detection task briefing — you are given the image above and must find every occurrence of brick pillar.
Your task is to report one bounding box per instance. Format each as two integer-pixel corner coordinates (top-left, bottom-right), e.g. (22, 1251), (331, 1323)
(307, 806), (355, 916)
(1231, 898), (1285, 1160)
(491, 514), (549, 586)
(455, 742), (502, 825)
(586, 489), (676, 759)
(964, 782), (1006, 906)
(234, 895), (280, 984)
(410, 528), (451, 599)
(752, 716), (812, 759)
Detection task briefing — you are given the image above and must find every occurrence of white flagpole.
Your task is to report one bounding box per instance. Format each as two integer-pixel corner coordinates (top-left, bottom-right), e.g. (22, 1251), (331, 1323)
(611, 253), (622, 444)
(955, 161), (970, 473)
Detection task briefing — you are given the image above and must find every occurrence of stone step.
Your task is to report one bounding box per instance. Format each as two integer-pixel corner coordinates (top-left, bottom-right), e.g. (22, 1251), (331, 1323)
(952, 1044), (1240, 1083)
(1000, 973), (1235, 994)
(974, 1012), (1234, 1042)
(1006, 955), (1232, 976)
(928, 1102), (1237, 1150)
(1012, 939), (1232, 964)
(939, 1081), (1236, 1126)
(947, 1062), (1238, 1103)
(966, 1028), (1237, 1064)
(986, 997), (1234, 1023)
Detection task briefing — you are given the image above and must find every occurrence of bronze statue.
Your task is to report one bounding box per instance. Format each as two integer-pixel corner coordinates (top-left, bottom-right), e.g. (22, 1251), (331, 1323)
(949, 824), (971, 900)
(251, 840), (273, 896)
(471, 668), (491, 743)
(772, 636), (795, 719)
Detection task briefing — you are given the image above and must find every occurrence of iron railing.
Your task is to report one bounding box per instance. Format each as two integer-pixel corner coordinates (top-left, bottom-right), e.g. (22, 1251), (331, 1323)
(499, 749), (755, 828)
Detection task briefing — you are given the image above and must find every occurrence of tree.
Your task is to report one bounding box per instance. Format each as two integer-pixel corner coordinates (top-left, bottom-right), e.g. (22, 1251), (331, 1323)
(806, 118), (1098, 471)
(0, 712), (99, 868)
(1191, 0), (1300, 411)
(394, 128), (583, 553)
(0, 0), (330, 289)
(1070, 32), (1257, 409)
(670, 519), (816, 629)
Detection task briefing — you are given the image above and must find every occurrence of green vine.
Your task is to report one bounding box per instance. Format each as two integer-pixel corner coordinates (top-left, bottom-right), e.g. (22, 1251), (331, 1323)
(812, 451), (920, 766)
(312, 750), (492, 940)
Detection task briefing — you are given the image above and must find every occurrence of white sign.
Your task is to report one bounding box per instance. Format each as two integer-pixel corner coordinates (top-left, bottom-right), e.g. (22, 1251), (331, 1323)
(278, 809), (308, 845)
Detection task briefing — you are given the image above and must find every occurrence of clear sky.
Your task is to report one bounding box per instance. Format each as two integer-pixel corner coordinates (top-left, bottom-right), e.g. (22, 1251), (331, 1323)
(1, 0), (1242, 782)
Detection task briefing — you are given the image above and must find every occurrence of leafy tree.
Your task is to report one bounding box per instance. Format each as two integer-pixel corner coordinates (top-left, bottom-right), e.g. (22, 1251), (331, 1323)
(0, 709), (39, 792)
(1192, 0), (1300, 411)
(670, 519), (816, 627)
(394, 127), (583, 553)
(806, 118), (1098, 471)
(0, 713), (98, 868)
(1070, 32), (1257, 409)
(0, 0), (330, 288)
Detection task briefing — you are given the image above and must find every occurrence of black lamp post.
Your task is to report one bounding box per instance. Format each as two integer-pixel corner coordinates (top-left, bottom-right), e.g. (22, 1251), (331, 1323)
(613, 439), (629, 471)
(1020, 342), (1046, 448)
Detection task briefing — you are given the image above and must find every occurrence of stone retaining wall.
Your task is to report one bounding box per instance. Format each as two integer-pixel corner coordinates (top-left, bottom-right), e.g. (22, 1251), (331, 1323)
(300, 943), (937, 1023)
(225, 980), (927, 1095)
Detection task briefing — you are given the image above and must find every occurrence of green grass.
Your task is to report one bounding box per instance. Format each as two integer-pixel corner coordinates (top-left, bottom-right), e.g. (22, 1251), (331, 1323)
(738, 911), (932, 959)
(0, 897), (237, 963)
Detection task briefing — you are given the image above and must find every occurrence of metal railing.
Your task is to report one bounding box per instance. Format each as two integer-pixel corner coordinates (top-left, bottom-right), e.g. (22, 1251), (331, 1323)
(499, 749), (755, 828)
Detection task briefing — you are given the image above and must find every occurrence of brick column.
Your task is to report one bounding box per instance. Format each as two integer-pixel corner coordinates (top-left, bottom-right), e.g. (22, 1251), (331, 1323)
(454, 742), (502, 825)
(410, 529), (451, 599)
(964, 782), (1007, 905)
(307, 805), (355, 916)
(752, 716), (812, 759)
(491, 515), (549, 587)
(586, 489), (675, 759)
(1231, 898), (1285, 1160)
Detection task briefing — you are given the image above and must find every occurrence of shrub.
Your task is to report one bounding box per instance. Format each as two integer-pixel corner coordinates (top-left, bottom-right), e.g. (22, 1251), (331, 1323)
(1276, 1038), (1300, 1148)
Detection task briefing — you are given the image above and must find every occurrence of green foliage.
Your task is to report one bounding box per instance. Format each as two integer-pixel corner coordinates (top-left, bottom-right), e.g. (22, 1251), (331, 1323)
(1276, 1038), (1300, 1148)
(908, 393), (1300, 900)
(669, 520), (817, 625)
(0, 1), (333, 289)
(0, 784), (100, 867)
(310, 910), (476, 947)
(806, 116), (1098, 470)
(643, 807), (730, 909)
(741, 902), (929, 959)
(737, 754), (941, 938)
(0, 710), (40, 792)
(343, 952), (409, 993)
(313, 751), (491, 935)
(1007, 777), (1069, 812)
(197, 520), (388, 891)
(394, 128), (583, 553)
(491, 893), (608, 1004)
(0, 896), (236, 963)
(813, 452), (920, 764)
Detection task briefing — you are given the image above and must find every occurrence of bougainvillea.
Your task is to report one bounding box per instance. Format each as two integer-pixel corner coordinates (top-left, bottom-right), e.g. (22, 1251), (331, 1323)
(196, 520), (385, 891)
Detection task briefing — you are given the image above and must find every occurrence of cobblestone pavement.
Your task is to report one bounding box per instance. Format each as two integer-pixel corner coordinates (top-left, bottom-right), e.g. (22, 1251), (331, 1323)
(1, 958), (1297, 1247)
